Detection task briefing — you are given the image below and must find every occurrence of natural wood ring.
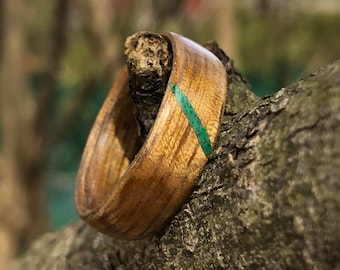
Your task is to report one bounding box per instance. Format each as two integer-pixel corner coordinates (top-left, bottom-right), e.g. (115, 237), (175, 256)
(75, 32), (227, 240)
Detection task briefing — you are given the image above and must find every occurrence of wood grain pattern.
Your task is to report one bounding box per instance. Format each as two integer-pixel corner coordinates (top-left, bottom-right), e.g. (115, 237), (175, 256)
(75, 32), (227, 239)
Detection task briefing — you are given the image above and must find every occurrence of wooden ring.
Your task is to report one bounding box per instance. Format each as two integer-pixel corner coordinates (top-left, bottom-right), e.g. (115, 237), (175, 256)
(75, 32), (227, 240)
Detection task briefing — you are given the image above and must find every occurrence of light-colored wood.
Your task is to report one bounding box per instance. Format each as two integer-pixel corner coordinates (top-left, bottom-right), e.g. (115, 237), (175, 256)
(75, 32), (227, 239)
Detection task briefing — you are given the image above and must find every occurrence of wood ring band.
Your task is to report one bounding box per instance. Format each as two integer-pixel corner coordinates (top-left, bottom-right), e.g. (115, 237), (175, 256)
(75, 32), (227, 240)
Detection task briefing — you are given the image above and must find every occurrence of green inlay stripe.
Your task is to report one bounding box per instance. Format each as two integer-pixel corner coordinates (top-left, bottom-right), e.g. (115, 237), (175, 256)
(170, 84), (211, 156)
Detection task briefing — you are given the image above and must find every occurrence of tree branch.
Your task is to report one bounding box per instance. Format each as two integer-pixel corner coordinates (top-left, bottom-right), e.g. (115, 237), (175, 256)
(13, 38), (340, 269)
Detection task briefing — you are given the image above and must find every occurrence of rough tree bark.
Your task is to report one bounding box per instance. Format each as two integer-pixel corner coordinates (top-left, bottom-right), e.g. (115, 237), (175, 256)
(12, 35), (340, 269)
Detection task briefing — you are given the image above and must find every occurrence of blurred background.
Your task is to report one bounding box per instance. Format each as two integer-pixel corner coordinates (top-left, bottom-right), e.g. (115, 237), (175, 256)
(0, 0), (339, 266)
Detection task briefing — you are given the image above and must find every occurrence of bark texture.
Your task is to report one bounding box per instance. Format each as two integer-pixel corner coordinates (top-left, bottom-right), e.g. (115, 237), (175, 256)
(13, 49), (340, 269)
(125, 32), (172, 141)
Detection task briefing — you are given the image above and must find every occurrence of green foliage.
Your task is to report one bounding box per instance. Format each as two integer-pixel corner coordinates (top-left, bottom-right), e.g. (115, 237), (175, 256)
(58, 34), (96, 86)
(238, 11), (340, 96)
(50, 83), (107, 171)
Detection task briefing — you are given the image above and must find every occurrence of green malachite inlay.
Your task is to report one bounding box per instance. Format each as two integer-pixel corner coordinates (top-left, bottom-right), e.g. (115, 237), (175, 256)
(170, 84), (211, 156)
